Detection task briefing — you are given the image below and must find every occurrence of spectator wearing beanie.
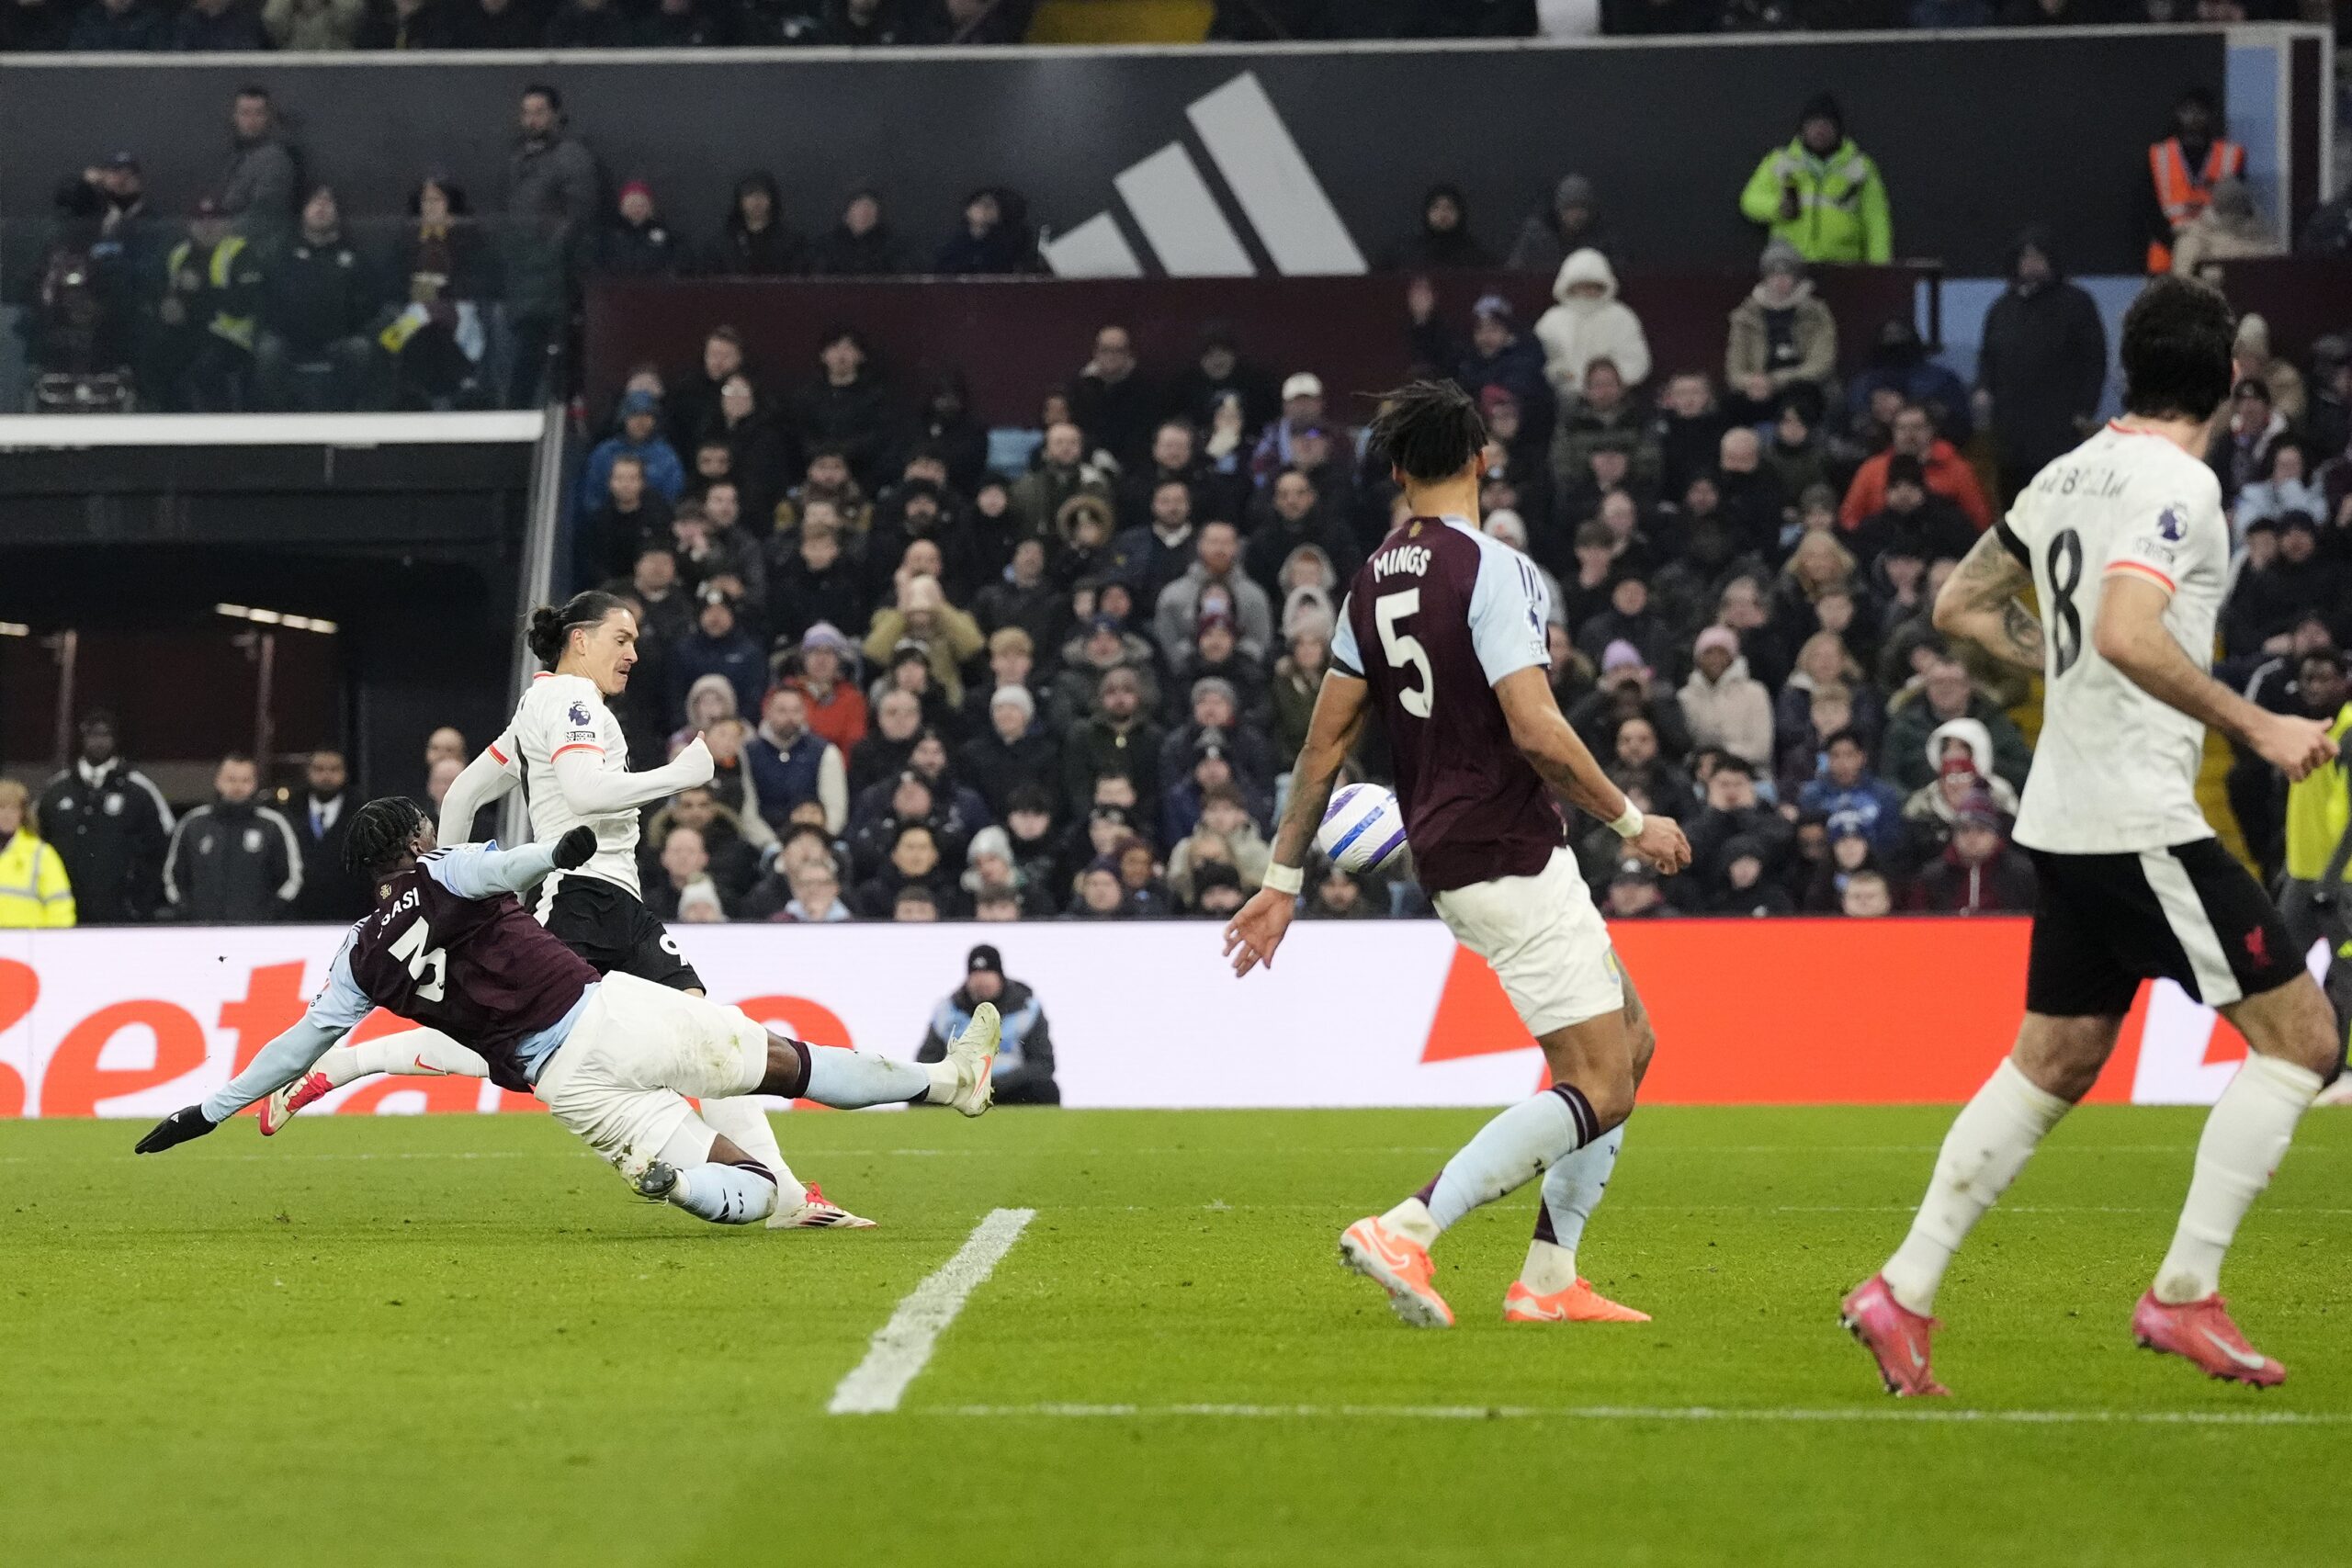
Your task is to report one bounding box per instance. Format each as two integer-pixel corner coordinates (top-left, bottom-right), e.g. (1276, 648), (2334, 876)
(783, 622), (869, 755)
(1909, 792), (2037, 915)
(1709, 833), (1797, 918)
(1160, 677), (1274, 797)
(596, 179), (680, 278)
(1739, 91), (1892, 265)
(1506, 173), (1621, 276)
(1534, 247), (1651, 402)
(863, 575), (983, 708)
(1679, 626), (1775, 770)
(1725, 241), (1838, 417)
(958, 685), (1057, 819)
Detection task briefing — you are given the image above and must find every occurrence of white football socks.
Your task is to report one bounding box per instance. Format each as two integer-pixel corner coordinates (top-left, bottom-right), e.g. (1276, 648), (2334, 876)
(319, 1028), (488, 1087)
(665, 1162), (779, 1225)
(801, 1045), (934, 1109)
(2152, 1053), (2323, 1304)
(1420, 1083), (1601, 1235)
(1882, 1057), (2072, 1315)
(1522, 1125), (1626, 1294)
(697, 1096), (805, 1205)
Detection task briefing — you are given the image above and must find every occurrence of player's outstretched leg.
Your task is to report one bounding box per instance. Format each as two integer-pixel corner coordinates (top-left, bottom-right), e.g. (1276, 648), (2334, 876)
(260, 1028), (487, 1134)
(1344, 1010), (1634, 1329)
(2133, 977), (2336, 1387)
(1844, 1019), (2096, 1396)
(759, 1005), (1000, 1118)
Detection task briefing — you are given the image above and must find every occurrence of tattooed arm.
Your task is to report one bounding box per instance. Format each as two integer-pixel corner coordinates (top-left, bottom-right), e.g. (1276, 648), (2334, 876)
(1932, 525), (2047, 674)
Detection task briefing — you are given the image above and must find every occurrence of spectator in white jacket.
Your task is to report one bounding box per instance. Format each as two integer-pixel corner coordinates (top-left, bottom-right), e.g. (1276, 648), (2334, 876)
(1533, 247), (1651, 402)
(1679, 625), (1775, 770)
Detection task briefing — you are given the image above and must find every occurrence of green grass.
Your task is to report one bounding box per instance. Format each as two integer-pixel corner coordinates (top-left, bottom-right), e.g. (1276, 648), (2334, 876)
(6, 1105), (2351, 1566)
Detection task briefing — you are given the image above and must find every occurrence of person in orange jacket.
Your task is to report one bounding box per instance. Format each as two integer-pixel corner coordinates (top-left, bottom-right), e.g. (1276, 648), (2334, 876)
(1839, 402), (1991, 533)
(2143, 86), (2245, 274)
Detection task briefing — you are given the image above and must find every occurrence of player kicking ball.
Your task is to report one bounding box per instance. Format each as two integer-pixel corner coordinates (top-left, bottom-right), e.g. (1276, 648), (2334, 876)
(1224, 379), (1690, 1327)
(1842, 276), (2344, 1394)
(134, 799), (1001, 1227)
(261, 590), (865, 1229)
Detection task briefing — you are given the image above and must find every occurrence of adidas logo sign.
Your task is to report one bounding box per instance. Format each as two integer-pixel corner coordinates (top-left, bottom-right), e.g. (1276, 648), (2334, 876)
(1042, 73), (1365, 280)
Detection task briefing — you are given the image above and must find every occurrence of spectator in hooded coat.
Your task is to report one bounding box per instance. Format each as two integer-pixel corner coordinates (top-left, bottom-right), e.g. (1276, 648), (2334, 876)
(1908, 795), (2037, 914)
(1505, 173), (1622, 276)
(1679, 625), (1775, 770)
(1533, 247), (1651, 402)
(581, 389), (685, 511)
(1381, 184), (1495, 271)
(1966, 223), (2117, 495)
(1845, 318), (1972, 449)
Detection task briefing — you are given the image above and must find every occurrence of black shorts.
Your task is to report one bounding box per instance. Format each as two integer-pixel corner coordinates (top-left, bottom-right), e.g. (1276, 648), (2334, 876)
(541, 874), (704, 993)
(2024, 840), (2302, 1017)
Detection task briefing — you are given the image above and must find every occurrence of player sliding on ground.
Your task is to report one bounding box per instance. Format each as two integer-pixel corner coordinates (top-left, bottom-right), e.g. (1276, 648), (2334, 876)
(262, 591), (868, 1229)
(1224, 379), (1690, 1327)
(132, 800), (1001, 1226)
(1842, 276), (2345, 1394)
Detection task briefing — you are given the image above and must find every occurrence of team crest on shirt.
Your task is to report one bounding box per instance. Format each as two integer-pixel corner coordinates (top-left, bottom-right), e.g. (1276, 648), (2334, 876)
(568, 701), (592, 727)
(2154, 506), (2187, 542)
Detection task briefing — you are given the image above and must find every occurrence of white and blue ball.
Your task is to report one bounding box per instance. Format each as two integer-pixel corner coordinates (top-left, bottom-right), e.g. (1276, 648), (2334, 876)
(1316, 783), (1409, 874)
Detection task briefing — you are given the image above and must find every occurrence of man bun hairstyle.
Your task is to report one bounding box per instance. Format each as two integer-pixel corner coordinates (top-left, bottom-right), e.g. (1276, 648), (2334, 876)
(2120, 275), (2235, 425)
(344, 796), (427, 877)
(526, 590), (632, 669)
(1369, 378), (1487, 485)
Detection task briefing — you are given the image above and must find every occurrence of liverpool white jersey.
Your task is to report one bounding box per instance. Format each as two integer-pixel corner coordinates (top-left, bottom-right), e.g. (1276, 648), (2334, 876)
(2006, 423), (2227, 855)
(485, 671), (643, 896)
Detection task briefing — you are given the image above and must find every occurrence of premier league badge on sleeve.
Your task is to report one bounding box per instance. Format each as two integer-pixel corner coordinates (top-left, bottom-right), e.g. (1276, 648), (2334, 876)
(2155, 505), (2187, 542)
(569, 701), (592, 727)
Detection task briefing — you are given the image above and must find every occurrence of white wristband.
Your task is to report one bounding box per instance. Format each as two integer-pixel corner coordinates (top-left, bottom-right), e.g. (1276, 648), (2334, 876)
(1607, 804), (1645, 841)
(1262, 863), (1304, 896)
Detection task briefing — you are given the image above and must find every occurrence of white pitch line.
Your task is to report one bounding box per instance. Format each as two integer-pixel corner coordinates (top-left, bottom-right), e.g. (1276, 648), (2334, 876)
(933, 1402), (2352, 1428)
(829, 1207), (1036, 1416)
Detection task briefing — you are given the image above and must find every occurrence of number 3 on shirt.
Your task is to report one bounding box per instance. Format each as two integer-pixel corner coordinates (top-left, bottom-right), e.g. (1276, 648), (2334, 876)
(1376, 590), (1434, 717)
(388, 919), (448, 1002)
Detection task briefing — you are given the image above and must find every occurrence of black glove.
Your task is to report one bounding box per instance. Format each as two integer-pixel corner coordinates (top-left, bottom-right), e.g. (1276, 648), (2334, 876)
(135, 1105), (217, 1155)
(553, 825), (597, 870)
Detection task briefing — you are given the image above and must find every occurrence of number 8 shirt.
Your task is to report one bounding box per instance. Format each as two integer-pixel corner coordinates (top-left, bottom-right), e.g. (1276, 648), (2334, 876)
(2002, 422), (2229, 854)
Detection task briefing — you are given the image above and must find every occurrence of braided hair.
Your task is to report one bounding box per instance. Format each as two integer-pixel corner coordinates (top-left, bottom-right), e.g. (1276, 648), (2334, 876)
(343, 796), (429, 878)
(526, 590), (632, 670)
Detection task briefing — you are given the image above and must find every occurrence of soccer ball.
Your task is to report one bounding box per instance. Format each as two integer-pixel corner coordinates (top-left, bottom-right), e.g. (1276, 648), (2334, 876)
(1317, 783), (1409, 874)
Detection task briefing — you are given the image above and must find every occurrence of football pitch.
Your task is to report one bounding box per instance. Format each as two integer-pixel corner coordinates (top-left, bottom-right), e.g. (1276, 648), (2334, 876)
(6, 1104), (2350, 1566)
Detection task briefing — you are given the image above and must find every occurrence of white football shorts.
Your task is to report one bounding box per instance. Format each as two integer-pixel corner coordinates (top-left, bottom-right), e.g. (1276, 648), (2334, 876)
(1432, 846), (1625, 1037)
(532, 972), (768, 1177)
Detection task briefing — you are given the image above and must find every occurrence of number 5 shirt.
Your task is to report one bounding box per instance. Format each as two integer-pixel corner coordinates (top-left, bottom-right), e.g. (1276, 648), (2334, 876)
(1331, 513), (1565, 893)
(2002, 423), (2228, 854)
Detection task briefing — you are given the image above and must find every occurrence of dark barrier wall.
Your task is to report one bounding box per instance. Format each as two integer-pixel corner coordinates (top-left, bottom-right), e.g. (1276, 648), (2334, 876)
(0, 32), (2226, 276)
(586, 266), (1932, 428)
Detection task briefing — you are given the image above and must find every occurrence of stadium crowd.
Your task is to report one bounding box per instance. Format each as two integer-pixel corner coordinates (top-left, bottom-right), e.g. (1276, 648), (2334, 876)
(17, 75), (2347, 414)
(0, 0), (2331, 52)
(17, 202), (2347, 930)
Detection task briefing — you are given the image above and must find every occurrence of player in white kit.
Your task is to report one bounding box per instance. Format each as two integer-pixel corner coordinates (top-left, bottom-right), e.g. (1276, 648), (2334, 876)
(1842, 277), (2344, 1393)
(263, 591), (871, 1228)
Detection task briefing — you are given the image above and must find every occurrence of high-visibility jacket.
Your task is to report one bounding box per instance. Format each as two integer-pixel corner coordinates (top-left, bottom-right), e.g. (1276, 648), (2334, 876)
(2284, 704), (2352, 885)
(164, 234), (259, 351)
(0, 827), (75, 928)
(2146, 136), (2245, 273)
(1739, 136), (1893, 265)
